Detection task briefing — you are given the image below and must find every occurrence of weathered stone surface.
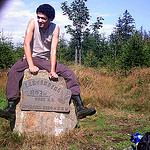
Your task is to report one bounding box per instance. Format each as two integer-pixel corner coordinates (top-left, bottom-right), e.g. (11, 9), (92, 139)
(21, 78), (71, 112)
(13, 69), (78, 136)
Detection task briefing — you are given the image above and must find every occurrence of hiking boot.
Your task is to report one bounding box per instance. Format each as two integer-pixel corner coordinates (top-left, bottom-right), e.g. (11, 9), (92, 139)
(0, 100), (18, 131)
(71, 95), (96, 119)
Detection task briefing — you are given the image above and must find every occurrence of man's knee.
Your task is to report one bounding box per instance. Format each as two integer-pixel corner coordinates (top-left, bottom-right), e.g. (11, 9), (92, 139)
(7, 68), (15, 76)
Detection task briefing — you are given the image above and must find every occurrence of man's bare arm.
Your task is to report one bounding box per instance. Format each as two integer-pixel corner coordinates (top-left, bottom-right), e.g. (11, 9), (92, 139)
(49, 26), (60, 79)
(24, 19), (39, 73)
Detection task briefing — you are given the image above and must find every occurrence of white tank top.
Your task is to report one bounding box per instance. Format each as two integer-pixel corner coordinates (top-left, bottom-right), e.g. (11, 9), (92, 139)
(29, 19), (56, 60)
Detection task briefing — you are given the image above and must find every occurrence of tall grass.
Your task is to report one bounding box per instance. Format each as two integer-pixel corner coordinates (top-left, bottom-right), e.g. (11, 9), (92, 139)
(70, 66), (150, 113)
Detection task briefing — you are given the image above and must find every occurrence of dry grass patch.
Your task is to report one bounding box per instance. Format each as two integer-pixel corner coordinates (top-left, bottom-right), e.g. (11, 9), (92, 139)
(70, 66), (150, 112)
(0, 69), (7, 87)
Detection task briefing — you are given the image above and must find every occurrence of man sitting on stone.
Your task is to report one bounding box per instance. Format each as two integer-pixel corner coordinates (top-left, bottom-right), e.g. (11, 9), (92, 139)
(0, 4), (96, 127)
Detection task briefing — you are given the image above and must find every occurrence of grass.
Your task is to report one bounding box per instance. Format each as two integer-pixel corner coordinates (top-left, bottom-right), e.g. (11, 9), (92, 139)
(0, 66), (150, 149)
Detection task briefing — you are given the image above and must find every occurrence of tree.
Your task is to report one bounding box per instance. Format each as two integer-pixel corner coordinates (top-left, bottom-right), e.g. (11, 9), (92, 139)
(0, 42), (14, 69)
(108, 10), (136, 71)
(57, 34), (68, 64)
(110, 10), (135, 53)
(61, 0), (90, 65)
(0, 31), (14, 69)
(90, 16), (104, 35)
(13, 43), (24, 63)
(82, 29), (100, 67)
(57, 34), (75, 65)
(81, 16), (104, 67)
(0, 30), (24, 69)
(119, 31), (147, 73)
(115, 10), (135, 43)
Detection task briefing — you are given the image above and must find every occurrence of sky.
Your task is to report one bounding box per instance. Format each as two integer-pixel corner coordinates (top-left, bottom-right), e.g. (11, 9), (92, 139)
(0, 0), (150, 44)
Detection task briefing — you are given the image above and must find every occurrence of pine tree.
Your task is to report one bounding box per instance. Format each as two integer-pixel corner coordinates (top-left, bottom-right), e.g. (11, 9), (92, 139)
(120, 31), (147, 72)
(116, 10), (135, 43)
(109, 10), (136, 71)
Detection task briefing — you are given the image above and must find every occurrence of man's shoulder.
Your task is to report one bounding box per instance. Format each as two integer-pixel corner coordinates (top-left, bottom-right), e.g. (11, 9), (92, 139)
(48, 22), (57, 32)
(27, 18), (36, 31)
(29, 18), (36, 25)
(49, 22), (56, 26)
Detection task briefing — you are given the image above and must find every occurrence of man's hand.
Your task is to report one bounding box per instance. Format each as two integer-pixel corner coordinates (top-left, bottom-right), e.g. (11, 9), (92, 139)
(49, 71), (58, 79)
(29, 66), (39, 74)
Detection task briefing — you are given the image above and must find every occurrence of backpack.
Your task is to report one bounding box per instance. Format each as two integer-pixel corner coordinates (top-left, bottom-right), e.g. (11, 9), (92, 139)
(137, 132), (150, 150)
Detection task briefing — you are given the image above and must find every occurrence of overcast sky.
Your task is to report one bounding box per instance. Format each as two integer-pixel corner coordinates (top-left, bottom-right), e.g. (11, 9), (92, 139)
(0, 0), (150, 44)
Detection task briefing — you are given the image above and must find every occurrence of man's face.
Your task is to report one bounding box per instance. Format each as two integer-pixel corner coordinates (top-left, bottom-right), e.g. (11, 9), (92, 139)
(37, 12), (50, 29)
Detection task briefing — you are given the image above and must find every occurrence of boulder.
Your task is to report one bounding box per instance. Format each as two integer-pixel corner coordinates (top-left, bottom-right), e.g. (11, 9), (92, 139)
(13, 69), (78, 136)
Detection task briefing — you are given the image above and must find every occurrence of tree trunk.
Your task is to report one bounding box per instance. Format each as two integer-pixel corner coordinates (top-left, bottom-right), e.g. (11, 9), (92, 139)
(79, 39), (81, 66)
(79, 47), (81, 66)
(75, 43), (78, 66)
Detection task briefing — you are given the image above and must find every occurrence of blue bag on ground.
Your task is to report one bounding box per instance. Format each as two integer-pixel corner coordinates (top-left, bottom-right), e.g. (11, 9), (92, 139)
(130, 132), (143, 145)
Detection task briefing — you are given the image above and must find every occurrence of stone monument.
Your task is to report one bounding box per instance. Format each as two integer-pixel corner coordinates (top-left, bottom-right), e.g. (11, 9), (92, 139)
(13, 69), (78, 136)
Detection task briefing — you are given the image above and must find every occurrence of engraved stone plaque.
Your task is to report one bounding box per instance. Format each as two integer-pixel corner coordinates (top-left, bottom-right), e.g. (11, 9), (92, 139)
(21, 78), (72, 112)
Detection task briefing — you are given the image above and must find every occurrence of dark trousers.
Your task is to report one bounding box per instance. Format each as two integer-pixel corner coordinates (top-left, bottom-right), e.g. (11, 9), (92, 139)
(6, 57), (81, 100)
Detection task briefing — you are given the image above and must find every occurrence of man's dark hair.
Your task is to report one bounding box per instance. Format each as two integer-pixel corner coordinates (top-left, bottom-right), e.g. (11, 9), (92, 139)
(36, 4), (55, 21)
